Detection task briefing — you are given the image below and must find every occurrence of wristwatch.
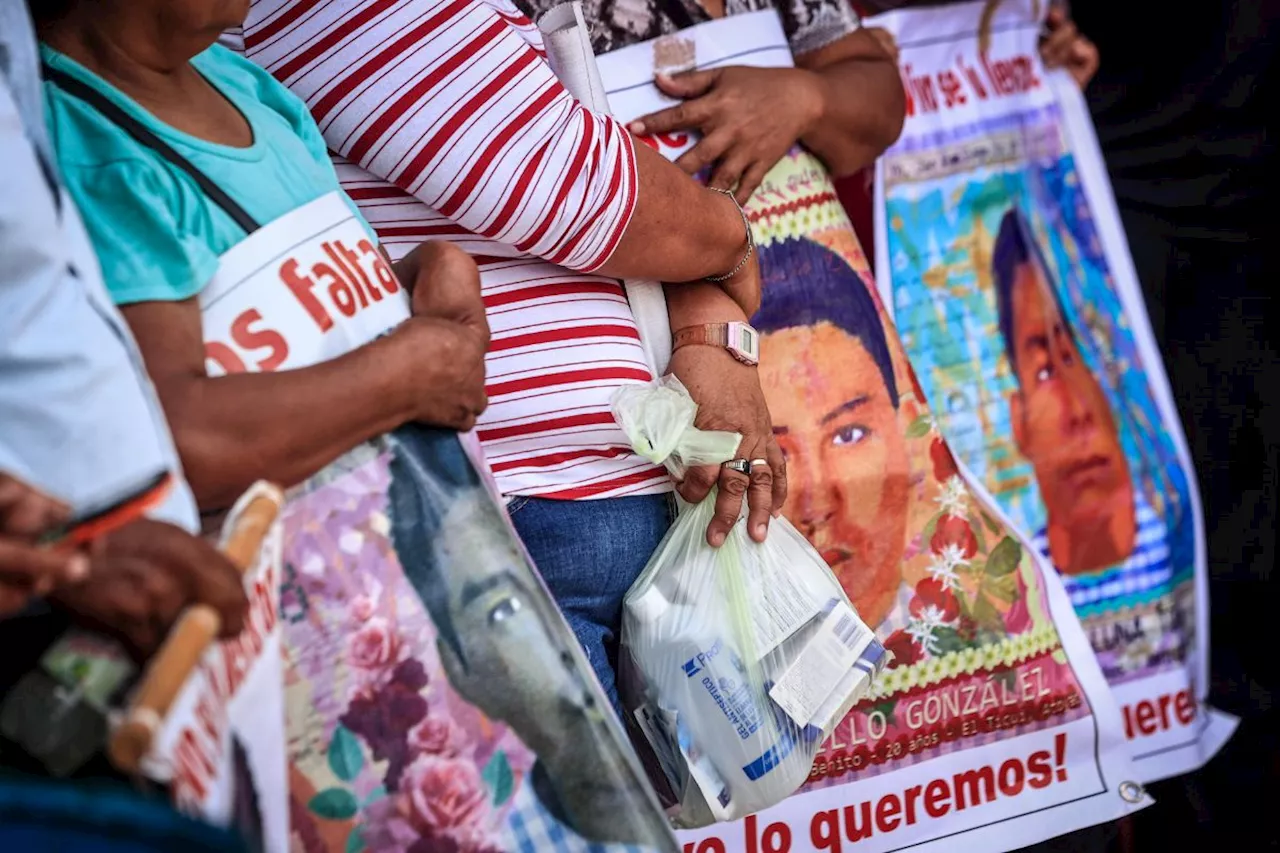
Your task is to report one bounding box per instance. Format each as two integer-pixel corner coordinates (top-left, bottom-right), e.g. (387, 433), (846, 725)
(671, 321), (760, 366)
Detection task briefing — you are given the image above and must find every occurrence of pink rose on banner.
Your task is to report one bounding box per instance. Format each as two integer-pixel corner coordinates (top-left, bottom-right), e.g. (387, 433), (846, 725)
(362, 755), (498, 853)
(405, 755), (488, 831)
(348, 617), (403, 669)
(409, 715), (468, 759)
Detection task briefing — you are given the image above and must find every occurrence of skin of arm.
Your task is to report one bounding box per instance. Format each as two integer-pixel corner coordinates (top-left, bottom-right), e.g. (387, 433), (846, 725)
(595, 141), (752, 284)
(120, 298), (456, 510)
(794, 27), (907, 177)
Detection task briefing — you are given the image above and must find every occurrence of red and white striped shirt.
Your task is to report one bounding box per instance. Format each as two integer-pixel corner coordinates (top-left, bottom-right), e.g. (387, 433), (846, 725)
(239, 0), (670, 500)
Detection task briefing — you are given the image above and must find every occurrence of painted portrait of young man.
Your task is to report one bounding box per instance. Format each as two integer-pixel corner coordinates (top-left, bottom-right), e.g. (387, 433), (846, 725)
(992, 207), (1169, 583)
(755, 238), (913, 630)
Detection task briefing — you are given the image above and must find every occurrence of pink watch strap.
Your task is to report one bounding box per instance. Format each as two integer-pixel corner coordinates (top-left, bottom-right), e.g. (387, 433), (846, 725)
(671, 324), (731, 352)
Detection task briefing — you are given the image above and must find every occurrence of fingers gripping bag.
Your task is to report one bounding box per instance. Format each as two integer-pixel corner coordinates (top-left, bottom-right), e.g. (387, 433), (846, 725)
(612, 377), (889, 828)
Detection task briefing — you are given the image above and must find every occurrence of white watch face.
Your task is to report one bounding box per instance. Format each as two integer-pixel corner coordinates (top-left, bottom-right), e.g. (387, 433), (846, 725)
(728, 321), (760, 364)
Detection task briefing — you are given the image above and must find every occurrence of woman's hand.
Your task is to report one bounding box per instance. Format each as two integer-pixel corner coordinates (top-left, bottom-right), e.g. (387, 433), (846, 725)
(387, 318), (489, 431)
(390, 241), (490, 431)
(0, 474), (86, 614)
(629, 66), (824, 204)
(401, 241), (489, 336)
(664, 283), (785, 547)
(669, 345), (786, 547)
(1039, 7), (1099, 89)
(863, 27), (899, 64)
(53, 519), (248, 658)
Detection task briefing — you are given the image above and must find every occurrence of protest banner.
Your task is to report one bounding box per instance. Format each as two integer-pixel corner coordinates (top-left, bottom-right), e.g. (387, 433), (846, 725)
(867, 0), (1237, 782)
(140, 483), (291, 853)
(198, 192), (409, 377)
(190, 177), (678, 852)
(594, 10), (1146, 850)
(275, 425), (677, 853)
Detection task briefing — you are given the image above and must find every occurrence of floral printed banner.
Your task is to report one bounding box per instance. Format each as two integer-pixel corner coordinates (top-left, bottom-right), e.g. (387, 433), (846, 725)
(869, 0), (1236, 784)
(277, 425), (676, 853)
(596, 10), (1146, 852)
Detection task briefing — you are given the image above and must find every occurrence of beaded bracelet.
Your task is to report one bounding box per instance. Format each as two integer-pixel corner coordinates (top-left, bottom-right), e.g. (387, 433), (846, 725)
(704, 186), (755, 283)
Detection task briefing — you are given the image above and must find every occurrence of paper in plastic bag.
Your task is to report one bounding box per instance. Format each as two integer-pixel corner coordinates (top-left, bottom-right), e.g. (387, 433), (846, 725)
(613, 378), (888, 827)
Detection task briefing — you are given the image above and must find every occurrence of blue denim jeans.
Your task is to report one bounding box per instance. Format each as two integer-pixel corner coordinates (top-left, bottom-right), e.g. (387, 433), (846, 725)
(508, 494), (675, 716)
(0, 775), (248, 852)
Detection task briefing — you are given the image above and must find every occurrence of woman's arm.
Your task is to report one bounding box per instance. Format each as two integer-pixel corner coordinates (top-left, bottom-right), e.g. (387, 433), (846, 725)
(794, 27), (906, 178)
(124, 245), (489, 510)
(245, 2), (753, 290)
(628, 28), (906, 201)
(595, 142), (753, 284)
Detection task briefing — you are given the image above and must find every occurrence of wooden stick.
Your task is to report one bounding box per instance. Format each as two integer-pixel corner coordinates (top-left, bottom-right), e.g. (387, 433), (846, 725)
(108, 486), (282, 774)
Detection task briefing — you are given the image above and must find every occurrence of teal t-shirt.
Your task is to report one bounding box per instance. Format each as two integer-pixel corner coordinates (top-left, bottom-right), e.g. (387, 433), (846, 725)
(41, 43), (375, 305)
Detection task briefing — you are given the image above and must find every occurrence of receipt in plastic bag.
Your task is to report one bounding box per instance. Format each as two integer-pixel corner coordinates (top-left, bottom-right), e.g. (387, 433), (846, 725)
(744, 548), (823, 660)
(809, 642), (889, 736)
(768, 601), (875, 729)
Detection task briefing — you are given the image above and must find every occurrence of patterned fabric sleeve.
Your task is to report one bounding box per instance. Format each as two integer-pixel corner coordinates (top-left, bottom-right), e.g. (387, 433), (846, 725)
(766, 0), (863, 57)
(514, 0), (860, 59)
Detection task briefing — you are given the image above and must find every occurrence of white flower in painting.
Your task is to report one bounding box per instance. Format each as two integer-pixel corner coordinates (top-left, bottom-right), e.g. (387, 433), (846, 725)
(934, 476), (969, 519)
(906, 604), (951, 655)
(926, 543), (969, 590)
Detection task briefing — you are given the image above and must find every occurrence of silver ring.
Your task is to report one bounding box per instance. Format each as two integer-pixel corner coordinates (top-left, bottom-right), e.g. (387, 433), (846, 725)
(750, 459), (769, 468)
(721, 459), (750, 475)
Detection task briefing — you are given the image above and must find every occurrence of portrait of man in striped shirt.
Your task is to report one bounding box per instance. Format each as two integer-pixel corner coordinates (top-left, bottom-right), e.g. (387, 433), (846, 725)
(992, 207), (1171, 611)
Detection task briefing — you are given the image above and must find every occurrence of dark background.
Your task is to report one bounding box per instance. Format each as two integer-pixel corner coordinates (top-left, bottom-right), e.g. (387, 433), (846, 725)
(1072, 0), (1280, 848)
(839, 1), (1279, 847)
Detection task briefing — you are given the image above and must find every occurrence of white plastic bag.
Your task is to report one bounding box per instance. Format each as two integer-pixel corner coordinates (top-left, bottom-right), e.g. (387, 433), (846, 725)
(613, 378), (888, 828)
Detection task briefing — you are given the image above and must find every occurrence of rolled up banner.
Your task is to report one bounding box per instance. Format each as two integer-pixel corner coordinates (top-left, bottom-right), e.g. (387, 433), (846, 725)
(132, 483), (289, 852)
(591, 8), (1148, 851)
(537, 1), (675, 376)
(539, 2), (674, 379)
(867, 0), (1236, 783)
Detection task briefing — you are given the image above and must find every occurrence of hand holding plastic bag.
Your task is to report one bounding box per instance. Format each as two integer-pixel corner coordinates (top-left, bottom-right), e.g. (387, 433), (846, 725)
(614, 378), (888, 828)
(613, 375), (743, 481)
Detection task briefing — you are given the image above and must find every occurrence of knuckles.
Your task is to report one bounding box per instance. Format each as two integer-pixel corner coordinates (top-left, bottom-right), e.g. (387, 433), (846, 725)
(685, 468), (718, 491)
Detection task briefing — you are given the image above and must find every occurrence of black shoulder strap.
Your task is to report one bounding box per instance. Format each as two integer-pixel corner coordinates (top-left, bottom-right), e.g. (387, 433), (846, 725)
(42, 63), (261, 234)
